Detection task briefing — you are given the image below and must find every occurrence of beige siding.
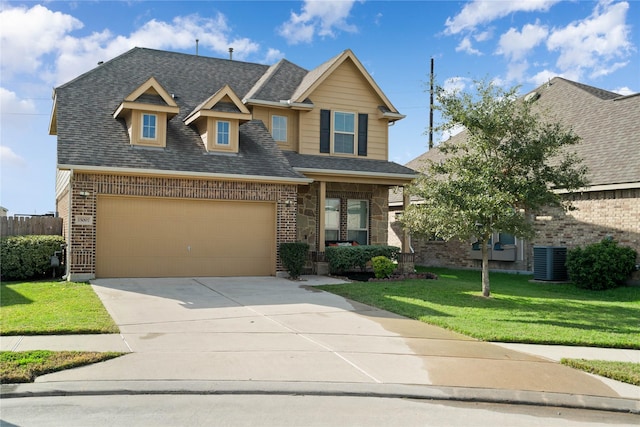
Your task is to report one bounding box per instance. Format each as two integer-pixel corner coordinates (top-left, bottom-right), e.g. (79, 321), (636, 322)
(252, 106), (299, 152)
(299, 59), (389, 160)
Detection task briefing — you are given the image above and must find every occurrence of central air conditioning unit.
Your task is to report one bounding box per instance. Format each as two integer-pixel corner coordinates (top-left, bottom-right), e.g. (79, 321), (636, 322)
(533, 246), (568, 281)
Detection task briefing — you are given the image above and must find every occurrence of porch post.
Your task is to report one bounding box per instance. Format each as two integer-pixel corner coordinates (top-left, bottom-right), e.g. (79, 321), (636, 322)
(402, 190), (411, 252)
(398, 189), (415, 275)
(318, 180), (326, 252)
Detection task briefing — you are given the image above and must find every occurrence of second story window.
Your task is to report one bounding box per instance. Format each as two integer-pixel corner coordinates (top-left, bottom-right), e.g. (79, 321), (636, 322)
(334, 112), (355, 154)
(216, 121), (230, 145)
(272, 115), (287, 142)
(141, 113), (157, 139)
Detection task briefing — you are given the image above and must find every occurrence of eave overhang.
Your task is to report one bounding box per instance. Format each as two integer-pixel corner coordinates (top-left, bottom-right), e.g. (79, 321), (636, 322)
(113, 101), (180, 119)
(57, 164), (313, 186)
(295, 167), (416, 186)
(243, 98), (315, 111)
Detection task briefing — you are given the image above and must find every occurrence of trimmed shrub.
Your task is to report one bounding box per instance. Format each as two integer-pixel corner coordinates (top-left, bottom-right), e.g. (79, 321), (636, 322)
(371, 256), (396, 279)
(279, 242), (309, 280)
(325, 245), (400, 274)
(1, 235), (66, 281)
(566, 238), (637, 290)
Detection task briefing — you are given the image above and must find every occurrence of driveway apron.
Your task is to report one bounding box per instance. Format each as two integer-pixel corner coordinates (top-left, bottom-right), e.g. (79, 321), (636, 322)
(36, 277), (624, 398)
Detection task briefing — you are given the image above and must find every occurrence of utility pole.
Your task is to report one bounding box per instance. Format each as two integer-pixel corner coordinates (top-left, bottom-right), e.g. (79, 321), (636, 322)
(429, 57), (434, 150)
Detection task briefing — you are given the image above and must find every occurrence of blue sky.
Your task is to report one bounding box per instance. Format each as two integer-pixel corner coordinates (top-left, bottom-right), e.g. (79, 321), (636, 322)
(1, 0), (638, 215)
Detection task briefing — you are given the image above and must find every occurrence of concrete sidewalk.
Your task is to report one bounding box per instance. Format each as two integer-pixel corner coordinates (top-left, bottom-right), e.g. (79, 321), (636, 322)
(2, 275), (639, 411)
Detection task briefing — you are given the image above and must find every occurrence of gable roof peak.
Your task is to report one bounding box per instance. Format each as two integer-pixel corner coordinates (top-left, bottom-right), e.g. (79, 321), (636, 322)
(546, 77), (622, 100)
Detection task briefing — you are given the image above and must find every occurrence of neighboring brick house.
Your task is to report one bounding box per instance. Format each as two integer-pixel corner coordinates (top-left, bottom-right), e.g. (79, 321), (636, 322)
(389, 77), (639, 280)
(50, 48), (416, 280)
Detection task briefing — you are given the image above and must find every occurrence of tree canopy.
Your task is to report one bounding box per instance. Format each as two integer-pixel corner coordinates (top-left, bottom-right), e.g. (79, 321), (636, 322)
(401, 80), (588, 297)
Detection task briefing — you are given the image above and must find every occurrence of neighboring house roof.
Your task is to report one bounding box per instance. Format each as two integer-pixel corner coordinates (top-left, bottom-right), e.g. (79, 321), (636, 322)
(391, 77), (639, 205)
(53, 47), (410, 183)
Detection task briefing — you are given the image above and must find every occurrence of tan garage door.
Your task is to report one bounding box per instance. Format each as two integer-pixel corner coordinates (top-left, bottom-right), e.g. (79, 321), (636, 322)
(96, 196), (276, 278)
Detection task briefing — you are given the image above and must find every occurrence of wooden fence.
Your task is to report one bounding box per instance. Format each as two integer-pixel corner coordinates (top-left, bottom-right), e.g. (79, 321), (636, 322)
(1, 216), (63, 237)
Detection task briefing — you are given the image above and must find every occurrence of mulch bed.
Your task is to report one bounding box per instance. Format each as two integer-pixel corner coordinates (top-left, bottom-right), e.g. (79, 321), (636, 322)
(339, 271), (438, 282)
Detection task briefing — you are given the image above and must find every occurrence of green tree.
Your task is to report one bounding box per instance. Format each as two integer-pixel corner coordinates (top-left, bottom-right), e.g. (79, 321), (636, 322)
(401, 80), (588, 297)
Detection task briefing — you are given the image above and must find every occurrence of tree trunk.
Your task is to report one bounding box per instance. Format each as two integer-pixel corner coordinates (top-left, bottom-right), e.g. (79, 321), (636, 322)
(481, 239), (491, 297)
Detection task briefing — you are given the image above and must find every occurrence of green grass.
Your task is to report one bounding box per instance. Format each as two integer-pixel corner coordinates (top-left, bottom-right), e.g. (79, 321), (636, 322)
(1, 281), (119, 335)
(0, 350), (123, 383)
(561, 359), (640, 386)
(317, 267), (640, 349)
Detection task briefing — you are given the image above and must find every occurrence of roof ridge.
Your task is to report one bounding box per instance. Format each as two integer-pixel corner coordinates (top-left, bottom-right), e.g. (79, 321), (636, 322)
(243, 59), (285, 100)
(552, 77), (621, 100)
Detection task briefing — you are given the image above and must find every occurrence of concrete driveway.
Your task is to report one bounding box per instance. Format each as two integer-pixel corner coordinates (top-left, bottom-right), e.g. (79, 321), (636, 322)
(35, 276), (630, 399)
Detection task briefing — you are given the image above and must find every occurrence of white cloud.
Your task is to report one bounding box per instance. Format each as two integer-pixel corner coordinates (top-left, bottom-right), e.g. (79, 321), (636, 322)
(445, 0), (559, 35)
(547, 0), (633, 80)
(262, 48), (286, 64)
(504, 61), (531, 83)
(53, 13), (261, 85)
(0, 87), (37, 115)
(497, 22), (548, 61)
(278, 0), (360, 45)
(0, 146), (26, 168)
(474, 30), (493, 42)
(612, 86), (635, 96)
(442, 76), (471, 95)
(455, 37), (482, 55)
(1, 5), (263, 86)
(0, 4), (83, 78)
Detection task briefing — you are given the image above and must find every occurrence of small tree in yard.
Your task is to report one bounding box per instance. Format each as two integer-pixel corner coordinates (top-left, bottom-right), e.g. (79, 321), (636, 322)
(401, 80), (588, 297)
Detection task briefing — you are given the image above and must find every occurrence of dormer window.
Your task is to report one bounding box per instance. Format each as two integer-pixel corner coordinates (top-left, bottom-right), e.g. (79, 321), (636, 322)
(184, 85), (252, 154)
(113, 77), (179, 148)
(216, 121), (230, 145)
(142, 114), (157, 140)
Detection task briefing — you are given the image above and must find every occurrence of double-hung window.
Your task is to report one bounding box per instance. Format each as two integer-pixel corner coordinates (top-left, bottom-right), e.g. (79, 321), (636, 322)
(324, 198), (340, 241)
(216, 121), (230, 145)
(141, 113), (157, 139)
(333, 112), (355, 154)
(347, 199), (368, 245)
(272, 115), (287, 142)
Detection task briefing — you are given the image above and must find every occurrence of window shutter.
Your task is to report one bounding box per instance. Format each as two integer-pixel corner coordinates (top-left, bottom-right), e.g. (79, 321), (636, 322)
(320, 109), (331, 153)
(357, 113), (368, 156)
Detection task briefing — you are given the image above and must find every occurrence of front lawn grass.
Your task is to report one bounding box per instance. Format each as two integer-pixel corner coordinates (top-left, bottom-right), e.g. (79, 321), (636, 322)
(1, 281), (119, 335)
(561, 359), (640, 386)
(317, 267), (640, 349)
(0, 350), (123, 383)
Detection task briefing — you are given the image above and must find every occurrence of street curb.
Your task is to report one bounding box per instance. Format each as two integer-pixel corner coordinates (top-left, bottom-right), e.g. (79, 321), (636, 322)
(2, 381), (639, 414)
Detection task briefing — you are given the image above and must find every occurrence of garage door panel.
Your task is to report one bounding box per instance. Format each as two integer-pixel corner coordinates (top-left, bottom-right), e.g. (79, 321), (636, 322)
(97, 197), (276, 278)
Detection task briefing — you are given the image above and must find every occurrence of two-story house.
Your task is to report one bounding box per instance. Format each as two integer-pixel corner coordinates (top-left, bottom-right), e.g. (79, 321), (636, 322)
(50, 48), (416, 280)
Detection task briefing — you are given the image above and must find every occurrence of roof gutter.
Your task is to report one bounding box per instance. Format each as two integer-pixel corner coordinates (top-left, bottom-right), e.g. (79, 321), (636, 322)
(243, 98), (314, 110)
(554, 181), (640, 194)
(294, 167), (417, 181)
(57, 164), (313, 185)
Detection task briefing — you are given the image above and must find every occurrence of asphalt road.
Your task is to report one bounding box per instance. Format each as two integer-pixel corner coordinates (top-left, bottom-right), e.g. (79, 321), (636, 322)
(1, 394), (638, 427)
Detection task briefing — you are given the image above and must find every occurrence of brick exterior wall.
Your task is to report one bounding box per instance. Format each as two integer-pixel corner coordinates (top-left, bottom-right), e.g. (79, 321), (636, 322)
(392, 188), (640, 281)
(67, 172), (297, 279)
(56, 188), (70, 242)
(297, 182), (389, 251)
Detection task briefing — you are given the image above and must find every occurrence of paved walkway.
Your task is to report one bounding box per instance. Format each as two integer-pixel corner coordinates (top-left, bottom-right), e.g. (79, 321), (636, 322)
(2, 276), (639, 412)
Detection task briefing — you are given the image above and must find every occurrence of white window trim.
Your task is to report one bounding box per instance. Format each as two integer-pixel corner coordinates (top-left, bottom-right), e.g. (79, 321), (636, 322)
(272, 115), (287, 142)
(347, 199), (369, 244)
(141, 113), (157, 140)
(216, 120), (230, 145)
(325, 198), (340, 241)
(333, 111), (356, 155)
